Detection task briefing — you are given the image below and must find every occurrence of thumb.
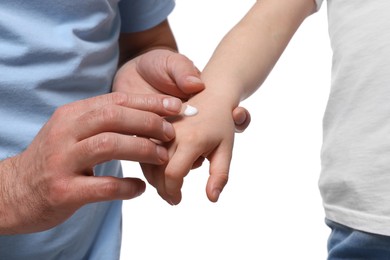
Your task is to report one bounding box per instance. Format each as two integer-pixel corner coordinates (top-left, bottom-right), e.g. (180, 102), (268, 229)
(68, 176), (146, 205)
(137, 50), (204, 99)
(167, 54), (205, 95)
(233, 106), (251, 133)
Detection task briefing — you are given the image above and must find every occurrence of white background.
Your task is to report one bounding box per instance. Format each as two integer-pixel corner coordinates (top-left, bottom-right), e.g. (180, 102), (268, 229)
(121, 0), (332, 259)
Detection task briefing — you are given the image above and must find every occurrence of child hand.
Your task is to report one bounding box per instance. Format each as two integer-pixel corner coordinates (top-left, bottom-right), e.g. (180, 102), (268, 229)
(141, 97), (236, 205)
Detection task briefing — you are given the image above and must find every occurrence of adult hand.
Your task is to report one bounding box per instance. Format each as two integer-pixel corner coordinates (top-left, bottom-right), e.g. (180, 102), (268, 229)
(0, 92), (182, 234)
(114, 49), (251, 132)
(113, 49), (251, 203)
(113, 49), (205, 98)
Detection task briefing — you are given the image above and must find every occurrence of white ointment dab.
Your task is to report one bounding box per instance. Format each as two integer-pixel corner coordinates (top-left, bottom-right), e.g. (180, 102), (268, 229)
(183, 104), (198, 116)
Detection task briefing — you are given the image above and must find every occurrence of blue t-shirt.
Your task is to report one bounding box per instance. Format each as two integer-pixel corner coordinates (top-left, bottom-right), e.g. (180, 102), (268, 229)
(0, 0), (174, 259)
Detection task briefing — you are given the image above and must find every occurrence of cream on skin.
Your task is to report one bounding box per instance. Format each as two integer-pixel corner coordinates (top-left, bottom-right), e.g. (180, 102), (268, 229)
(182, 104), (198, 116)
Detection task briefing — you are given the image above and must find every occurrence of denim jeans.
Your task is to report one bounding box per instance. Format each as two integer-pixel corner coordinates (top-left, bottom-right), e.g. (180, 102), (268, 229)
(326, 219), (390, 259)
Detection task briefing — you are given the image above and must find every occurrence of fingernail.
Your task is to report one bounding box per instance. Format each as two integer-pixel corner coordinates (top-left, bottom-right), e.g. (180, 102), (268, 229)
(186, 76), (203, 85)
(156, 145), (168, 162)
(163, 98), (182, 113)
(163, 121), (175, 139)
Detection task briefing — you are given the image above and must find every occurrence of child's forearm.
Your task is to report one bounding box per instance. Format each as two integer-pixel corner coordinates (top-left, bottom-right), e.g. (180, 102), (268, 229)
(200, 0), (316, 107)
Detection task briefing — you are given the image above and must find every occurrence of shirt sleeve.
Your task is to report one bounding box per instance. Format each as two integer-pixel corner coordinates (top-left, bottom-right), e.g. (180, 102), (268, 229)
(118, 0), (175, 33)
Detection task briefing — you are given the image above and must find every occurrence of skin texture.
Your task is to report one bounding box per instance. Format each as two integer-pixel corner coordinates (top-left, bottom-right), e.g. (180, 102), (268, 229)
(141, 0), (316, 205)
(0, 20), (196, 234)
(114, 21), (251, 204)
(0, 19), (250, 234)
(0, 93), (182, 234)
(114, 49), (252, 205)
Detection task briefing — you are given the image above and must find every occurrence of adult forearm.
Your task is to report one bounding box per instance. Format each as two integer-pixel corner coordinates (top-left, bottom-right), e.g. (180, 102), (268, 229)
(0, 157), (19, 234)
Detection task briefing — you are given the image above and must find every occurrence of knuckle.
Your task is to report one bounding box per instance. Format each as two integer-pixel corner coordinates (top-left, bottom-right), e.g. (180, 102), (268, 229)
(109, 92), (128, 106)
(124, 94), (163, 112)
(100, 105), (122, 123)
(147, 96), (159, 110)
(168, 53), (197, 72)
(165, 172), (178, 182)
(43, 153), (66, 174)
(135, 138), (157, 159)
(142, 113), (161, 132)
(46, 179), (70, 207)
(42, 128), (63, 149)
(100, 178), (121, 198)
(86, 134), (118, 155)
(52, 104), (73, 119)
(213, 173), (229, 187)
(165, 173), (184, 189)
(181, 131), (205, 146)
(168, 52), (187, 64)
(138, 139), (154, 155)
(164, 169), (184, 188)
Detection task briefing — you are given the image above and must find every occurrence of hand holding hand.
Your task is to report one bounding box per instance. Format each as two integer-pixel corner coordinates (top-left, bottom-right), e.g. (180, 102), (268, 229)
(114, 48), (251, 131)
(113, 49), (251, 204)
(113, 49), (205, 98)
(0, 92), (182, 234)
(141, 94), (237, 205)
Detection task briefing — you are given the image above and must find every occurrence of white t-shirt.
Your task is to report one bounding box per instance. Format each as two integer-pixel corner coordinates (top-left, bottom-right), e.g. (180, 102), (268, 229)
(316, 0), (390, 236)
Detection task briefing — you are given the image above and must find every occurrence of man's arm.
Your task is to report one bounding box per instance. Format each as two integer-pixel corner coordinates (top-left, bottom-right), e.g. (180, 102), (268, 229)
(0, 93), (183, 234)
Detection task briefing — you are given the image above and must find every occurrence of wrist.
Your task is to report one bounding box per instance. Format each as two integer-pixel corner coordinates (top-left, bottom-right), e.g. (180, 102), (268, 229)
(188, 87), (240, 112)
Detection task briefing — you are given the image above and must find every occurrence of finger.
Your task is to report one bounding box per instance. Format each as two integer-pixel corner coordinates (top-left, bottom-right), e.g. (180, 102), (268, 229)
(74, 105), (175, 142)
(167, 55), (205, 95)
(205, 144), (233, 203)
(57, 92), (183, 120)
(140, 163), (177, 205)
(191, 156), (206, 169)
(66, 176), (146, 205)
(138, 52), (205, 98)
(140, 163), (158, 187)
(73, 133), (169, 169)
(164, 146), (204, 202)
(232, 106), (251, 133)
